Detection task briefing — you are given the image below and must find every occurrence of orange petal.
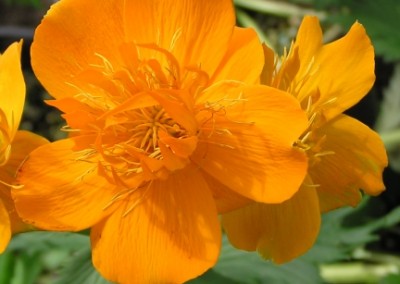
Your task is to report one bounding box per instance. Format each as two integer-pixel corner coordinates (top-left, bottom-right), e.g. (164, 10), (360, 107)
(12, 137), (120, 231)
(0, 41), (25, 139)
(298, 21), (375, 119)
(124, 0), (235, 75)
(0, 199), (11, 253)
(91, 167), (221, 283)
(260, 43), (276, 86)
(212, 27), (264, 83)
(193, 85), (308, 203)
(293, 16), (323, 75)
(310, 115), (387, 212)
(31, 0), (125, 99)
(0, 131), (48, 234)
(222, 182), (320, 264)
(201, 171), (252, 214)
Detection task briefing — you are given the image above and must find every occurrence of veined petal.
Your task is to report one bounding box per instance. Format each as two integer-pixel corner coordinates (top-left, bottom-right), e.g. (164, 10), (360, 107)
(222, 182), (320, 264)
(298, 21), (375, 119)
(193, 85), (308, 203)
(0, 199), (11, 253)
(91, 168), (221, 283)
(293, 16), (323, 75)
(31, 0), (124, 99)
(211, 27), (264, 83)
(124, 0), (235, 75)
(0, 131), (48, 234)
(12, 137), (121, 231)
(310, 115), (387, 212)
(201, 171), (252, 214)
(0, 41), (25, 140)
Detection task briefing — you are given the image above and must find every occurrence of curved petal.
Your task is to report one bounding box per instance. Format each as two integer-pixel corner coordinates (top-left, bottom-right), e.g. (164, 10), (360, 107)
(211, 27), (264, 83)
(0, 131), (48, 234)
(293, 16), (323, 75)
(222, 182), (320, 264)
(0, 41), (25, 140)
(201, 171), (252, 214)
(310, 115), (387, 212)
(124, 0), (235, 75)
(298, 21), (375, 119)
(193, 85), (308, 203)
(12, 137), (121, 231)
(31, 0), (125, 99)
(0, 199), (11, 253)
(91, 167), (221, 283)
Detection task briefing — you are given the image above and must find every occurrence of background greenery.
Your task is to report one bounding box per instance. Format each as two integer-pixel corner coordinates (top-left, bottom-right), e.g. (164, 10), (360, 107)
(1, 0), (400, 283)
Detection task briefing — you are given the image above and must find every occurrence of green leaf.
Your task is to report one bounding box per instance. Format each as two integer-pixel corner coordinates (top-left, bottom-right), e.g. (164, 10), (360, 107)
(54, 247), (110, 284)
(324, 0), (400, 61)
(192, 236), (322, 284)
(381, 273), (400, 284)
(8, 231), (89, 255)
(303, 198), (400, 263)
(0, 252), (15, 284)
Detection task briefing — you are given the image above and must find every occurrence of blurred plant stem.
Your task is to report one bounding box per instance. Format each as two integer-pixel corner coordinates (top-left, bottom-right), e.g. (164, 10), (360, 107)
(234, 0), (325, 18)
(320, 247), (400, 283)
(380, 130), (400, 151)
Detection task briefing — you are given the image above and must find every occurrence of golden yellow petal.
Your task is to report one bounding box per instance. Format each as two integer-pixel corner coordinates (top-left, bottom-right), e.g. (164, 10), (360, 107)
(91, 167), (220, 283)
(13, 137), (122, 231)
(310, 115), (387, 212)
(0, 199), (11, 253)
(212, 27), (264, 84)
(222, 182), (320, 263)
(193, 85), (308, 203)
(124, 0), (235, 76)
(31, 0), (125, 99)
(297, 21), (375, 119)
(0, 131), (48, 234)
(0, 41), (25, 141)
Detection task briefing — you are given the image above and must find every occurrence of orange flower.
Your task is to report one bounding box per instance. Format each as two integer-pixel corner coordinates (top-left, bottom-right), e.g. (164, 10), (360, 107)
(222, 16), (388, 263)
(0, 41), (48, 253)
(12, 0), (308, 282)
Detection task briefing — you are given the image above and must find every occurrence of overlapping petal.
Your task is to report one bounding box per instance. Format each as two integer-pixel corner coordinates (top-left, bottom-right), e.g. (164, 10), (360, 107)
(124, 0), (235, 76)
(0, 199), (10, 253)
(224, 15), (386, 265)
(0, 131), (48, 234)
(295, 17), (375, 120)
(31, 0), (125, 99)
(0, 41), (25, 142)
(310, 115), (387, 212)
(212, 27), (264, 83)
(222, 182), (320, 263)
(91, 168), (220, 283)
(193, 84), (308, 203)
(13, 137), (121, 231)
(23, 0), (315, 281)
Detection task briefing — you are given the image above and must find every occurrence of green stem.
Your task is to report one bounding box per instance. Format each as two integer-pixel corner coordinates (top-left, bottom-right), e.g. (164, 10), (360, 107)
(320, 262), (398, 283)
(234, 0), (324, 18)
(380, 129), (400, 151)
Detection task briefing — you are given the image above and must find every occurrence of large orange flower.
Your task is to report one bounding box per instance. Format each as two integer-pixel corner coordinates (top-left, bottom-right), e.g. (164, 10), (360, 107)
(222, 16), (388, 263)
(0, 41), (48, 253)
(12, 0), (309, 282)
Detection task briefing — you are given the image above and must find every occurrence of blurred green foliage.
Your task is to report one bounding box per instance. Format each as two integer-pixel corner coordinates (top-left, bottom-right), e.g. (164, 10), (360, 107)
(3, 0), (42, 8)
(316, 0), (400, 61)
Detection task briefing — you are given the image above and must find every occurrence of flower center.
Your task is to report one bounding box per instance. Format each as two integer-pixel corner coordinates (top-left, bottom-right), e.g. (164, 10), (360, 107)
(68, 43), (205, 182)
